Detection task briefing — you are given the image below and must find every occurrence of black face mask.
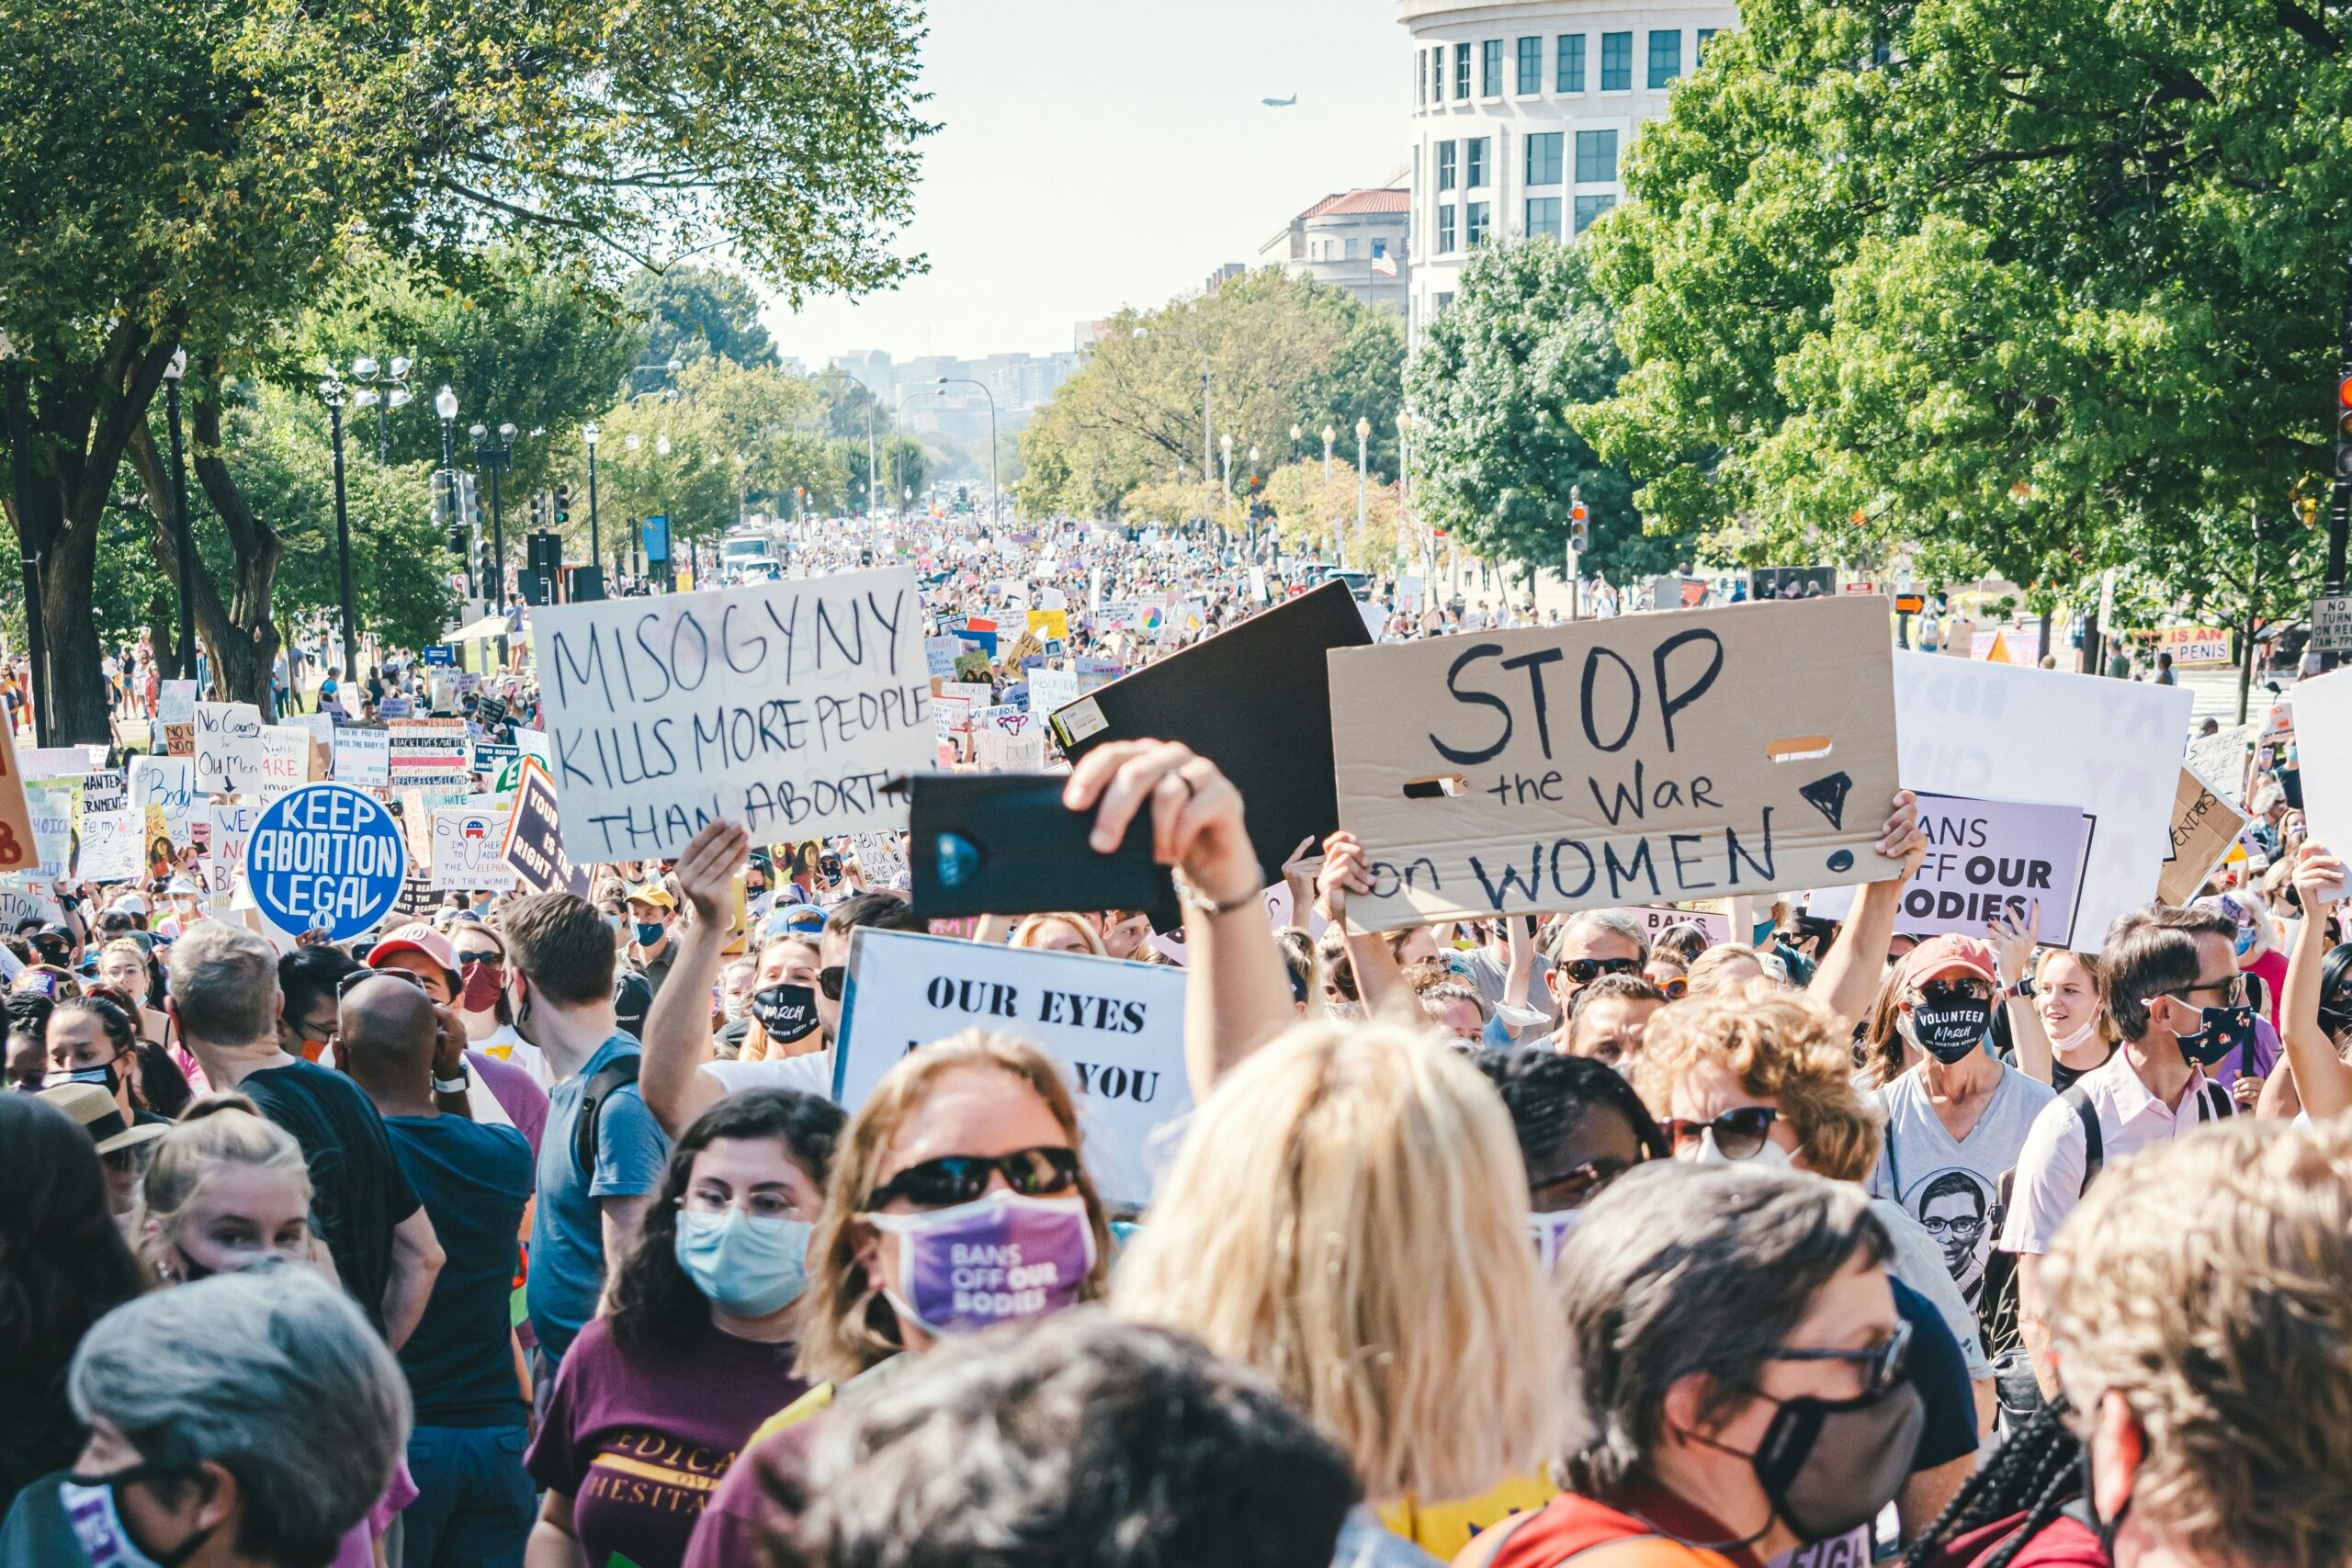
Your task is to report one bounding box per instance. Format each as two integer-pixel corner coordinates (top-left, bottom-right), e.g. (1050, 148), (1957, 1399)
(1747, 1382), (1926, 1541)
(1907, 998), (1995, 1065)
(752, 983), (820, 1045)
(2174, 1004), (2256, 1067)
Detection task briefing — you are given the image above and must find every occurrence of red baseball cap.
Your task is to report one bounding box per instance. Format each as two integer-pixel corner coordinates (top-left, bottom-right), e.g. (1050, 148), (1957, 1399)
(1898, 934), (1998, 991)
(369, 921), (458, 977)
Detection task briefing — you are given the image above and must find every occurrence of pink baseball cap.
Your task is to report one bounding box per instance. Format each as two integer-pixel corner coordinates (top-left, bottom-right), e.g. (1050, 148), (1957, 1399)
(1898, 934), (1998, 991)
(369, 921), (458, 976)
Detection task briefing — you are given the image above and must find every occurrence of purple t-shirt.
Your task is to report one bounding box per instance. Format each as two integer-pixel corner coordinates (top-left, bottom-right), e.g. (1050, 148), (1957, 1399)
(525, 1315), (809, 1568)
(469, 1046), (547, 1158)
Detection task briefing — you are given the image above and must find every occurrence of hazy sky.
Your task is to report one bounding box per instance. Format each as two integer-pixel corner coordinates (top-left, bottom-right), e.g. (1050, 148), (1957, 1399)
(757, 0), (1406, 367)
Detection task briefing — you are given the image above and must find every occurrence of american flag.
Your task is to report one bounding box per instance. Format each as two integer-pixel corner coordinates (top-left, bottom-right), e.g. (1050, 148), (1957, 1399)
(1371, 243), (1397, 276)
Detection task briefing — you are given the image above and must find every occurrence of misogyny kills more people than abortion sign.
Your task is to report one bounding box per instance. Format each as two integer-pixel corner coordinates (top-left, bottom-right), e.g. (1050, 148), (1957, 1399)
(530, 568), (932, 862)
(1327, 596), (1904, 932)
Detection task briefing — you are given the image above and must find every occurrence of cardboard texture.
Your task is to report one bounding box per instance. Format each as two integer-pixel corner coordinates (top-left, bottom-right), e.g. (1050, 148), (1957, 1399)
(1050, 579), (1374, 887)
(1329, 596), (1904, 932)
(0, 712), (41, 876)
(2161, 768), (2247, 906)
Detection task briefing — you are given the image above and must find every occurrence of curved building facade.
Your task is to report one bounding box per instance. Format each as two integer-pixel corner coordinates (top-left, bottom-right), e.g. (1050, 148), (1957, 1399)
(1399, 0), (1739, 336)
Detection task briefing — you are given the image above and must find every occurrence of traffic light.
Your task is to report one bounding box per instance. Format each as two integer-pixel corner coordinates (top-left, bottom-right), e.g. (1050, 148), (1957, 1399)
(2334, 375), (2352, 479)
(1568, 492), (1590, 554)
(554, 483), (571, 525)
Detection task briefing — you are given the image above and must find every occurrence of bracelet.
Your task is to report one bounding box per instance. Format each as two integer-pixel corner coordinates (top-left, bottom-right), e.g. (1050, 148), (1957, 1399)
(431, 1071), (470, 1095)
(1170, 866), (1261, 918)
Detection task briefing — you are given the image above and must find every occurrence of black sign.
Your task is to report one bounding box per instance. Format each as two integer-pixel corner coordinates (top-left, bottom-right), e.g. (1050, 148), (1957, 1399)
(501, 761), (593, 897)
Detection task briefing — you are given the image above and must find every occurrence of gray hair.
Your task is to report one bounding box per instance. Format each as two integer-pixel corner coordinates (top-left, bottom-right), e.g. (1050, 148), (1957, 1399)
(70, 1267), (411, 1567)
(166, 920), (279, 1047)
(1548, 909), (1651, 964)
(1555, 1163), (1890, 1499)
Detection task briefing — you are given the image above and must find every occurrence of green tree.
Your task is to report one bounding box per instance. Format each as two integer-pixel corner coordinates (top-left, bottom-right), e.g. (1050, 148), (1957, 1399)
(1018, 270), (1404, 520)
(623, 265), (777, 371)
(1587, 0), (2351, 623)
(1407, 235), (1683, 585)
(1, 0), (930, 735)
(1261, 459), (1404, 565)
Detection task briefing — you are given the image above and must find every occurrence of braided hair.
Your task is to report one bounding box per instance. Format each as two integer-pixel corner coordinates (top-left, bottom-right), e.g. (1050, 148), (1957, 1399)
(1899, 1400), (2083, 1568)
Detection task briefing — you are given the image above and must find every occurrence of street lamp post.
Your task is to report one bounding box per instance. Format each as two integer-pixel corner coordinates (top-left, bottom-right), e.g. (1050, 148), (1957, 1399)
(936, 377), (1000, 530)
(1323, 424), (1336, 488)
(161, 352), (198, 680)
(320, 372), (359, 683)
(1290, 423), (1302, 465)
(469, 421), (516, 604)
(1219, 431), (1233, 497)
(348, 355), (413, 464)
(1355, 417), (1372, 562)
(582, 423), (603, 592)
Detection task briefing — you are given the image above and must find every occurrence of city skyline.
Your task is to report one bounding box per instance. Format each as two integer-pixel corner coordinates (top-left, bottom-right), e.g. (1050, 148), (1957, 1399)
(754, 0), (1400, 366)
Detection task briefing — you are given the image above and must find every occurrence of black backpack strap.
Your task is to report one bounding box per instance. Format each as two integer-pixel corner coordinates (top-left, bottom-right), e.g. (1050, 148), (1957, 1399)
(2063, 1082), (2103, 1196)
(574, 1054), (643, 1179)
(2202, 1079), (2233, 1122)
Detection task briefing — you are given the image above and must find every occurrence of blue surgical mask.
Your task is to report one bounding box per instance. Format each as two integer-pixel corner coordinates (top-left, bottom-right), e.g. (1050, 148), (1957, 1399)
(634, 919), (667, 947)
(673, 1210), (811, 1317)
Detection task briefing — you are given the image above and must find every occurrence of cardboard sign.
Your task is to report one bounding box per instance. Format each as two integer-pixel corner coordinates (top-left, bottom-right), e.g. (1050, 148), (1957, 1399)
(431, 806), (516, 891)
(27, 787), (72, 880)
(194, 703), (265, 795)
(157, 680), (197, 723)
(498, 758), (593, 896)
(2161, 769), (2248, 906)
(333, 727), (390, 787)
(1027, 667), (1080, 718)
(164, 723), (195, 758)
(2185, 723), (2257, 807)
(1329, 598), (1903, 931)
(256, 728), (311, 803)
(206, 802), (259, 902)
(388, 718), (472, 789)
(0, 874), (64, 930)
(529, 567), (930, 862)
(2290, 669), (2352, 897)
(833, 930), (1192, 1208)
(77, 809), (141, 883)
(18, 746), (98, 783)
(851, 831), (909, 888)
(80, 769), (128, 815)
(0, 705), (40, 876)
(1892, 652), (2192, 944)
(131, 756), (197, 848)
(1814, 794), (2095, 945)
(243, 784), (411, 941)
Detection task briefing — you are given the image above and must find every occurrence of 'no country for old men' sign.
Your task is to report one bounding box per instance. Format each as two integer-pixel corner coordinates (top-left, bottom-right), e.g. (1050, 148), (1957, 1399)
(529, 568), (933, 863)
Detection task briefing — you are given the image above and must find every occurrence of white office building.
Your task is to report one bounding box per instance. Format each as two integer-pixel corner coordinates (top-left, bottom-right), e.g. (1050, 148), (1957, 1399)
(1400, 0), (1738, 336)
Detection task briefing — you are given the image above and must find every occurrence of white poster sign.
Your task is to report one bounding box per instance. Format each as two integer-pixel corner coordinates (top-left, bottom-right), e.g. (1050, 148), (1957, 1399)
(833, 930), (1192, 1208)
(77, 809), (141, 883)
(257, 727), (311, 803)
(530, 568), (931, 861)
(194, 703), (266, 795)
(0, 874), (64, 930)
(132, 756), (198, 847)
(206, 802), (260, 903)
(333, 728), (391, 787)
(26, 787), (73, 880)
(2290, 670), (2352, 898)
(1809, 794), (2095, 946)
(430, 806), (517, 891)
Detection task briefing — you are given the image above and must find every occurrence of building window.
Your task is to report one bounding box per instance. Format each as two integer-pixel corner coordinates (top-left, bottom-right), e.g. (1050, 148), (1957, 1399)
(1557, 34), (1585, 92)
(1466, 137), (1490, 188)
(1437, 141), (1457, 192)
(1437, 205), (1459, 254)
(1435, 291), (1455, 312)
(1345, 238), (1360, 260)
(1525, 132), (1563, 186)
(1454, 41), (1472, 99)
(1574, 129), (1618, 184)
(1525, 197), (1562, 240)
(1600, 31), (1632, 90)
(1697, 27), (1718, 62)
(1467, 201), (1491, 245)
(1648, 29), (1682, 87)
(1517, 36), (1543, 93)
(1482, 39), (1503, 96)
(1574, 194), (1616, 233)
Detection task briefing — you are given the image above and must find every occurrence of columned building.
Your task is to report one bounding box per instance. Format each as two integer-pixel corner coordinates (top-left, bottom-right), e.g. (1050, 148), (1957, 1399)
(1258, 185), (1412, 314)
(1400, 0), (1738, 337)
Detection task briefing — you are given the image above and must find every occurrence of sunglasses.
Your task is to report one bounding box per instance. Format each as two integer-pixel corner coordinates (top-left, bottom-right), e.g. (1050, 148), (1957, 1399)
(1659, 975), (1690, 1000)
(1768, 1316), (1913, 1398)
(818, 964), (846, 1001)
(1918, 977), (1994, 1006)
(338, 967), (428, 999)
(1560, 956), (1644, 986)
(1659, 1106), (1781, 1160)
(2169, 973), (2247, 1007)
(1528, 1156), (1638, 1210)
(865, 1145), (1082, 1210)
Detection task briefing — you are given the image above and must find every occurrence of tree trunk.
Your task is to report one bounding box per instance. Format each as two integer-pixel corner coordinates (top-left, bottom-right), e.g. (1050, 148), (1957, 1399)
(0, 321), (182, 744)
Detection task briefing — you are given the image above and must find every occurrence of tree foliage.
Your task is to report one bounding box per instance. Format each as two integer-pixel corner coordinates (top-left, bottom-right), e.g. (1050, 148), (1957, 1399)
(624, 265), (778, 370)
(1018, 271), (1404, 520)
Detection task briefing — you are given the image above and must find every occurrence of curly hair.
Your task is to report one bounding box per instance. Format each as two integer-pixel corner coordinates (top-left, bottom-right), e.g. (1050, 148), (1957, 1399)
(2044, 1120), (2352, 1568)
(1629, 984), (1884, 1181)
(605, 1089), (845, 1353)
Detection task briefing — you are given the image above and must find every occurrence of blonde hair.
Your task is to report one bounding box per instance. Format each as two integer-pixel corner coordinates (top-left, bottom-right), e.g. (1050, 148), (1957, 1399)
(1631, 985), (1884, 1182)
(1008, 913), (1106, 957)
(1114, 1020), (1566, 1505)
(740, 935), (822, 1063)
(1684, 942), (1784, 1000)
(137, 1094), (311, 1273)
(2046, 1120), (2352, 1568)
(2034, 946), (2115, 1047)
(796, 1031), (1113, 1386)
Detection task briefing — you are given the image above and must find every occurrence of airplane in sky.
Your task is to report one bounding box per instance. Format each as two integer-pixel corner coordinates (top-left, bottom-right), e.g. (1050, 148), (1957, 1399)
(1261, 94), (1297, 107)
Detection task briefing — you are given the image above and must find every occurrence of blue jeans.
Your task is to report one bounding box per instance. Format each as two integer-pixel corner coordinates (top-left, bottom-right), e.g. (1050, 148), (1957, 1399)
(400, 1423), (534, 1568)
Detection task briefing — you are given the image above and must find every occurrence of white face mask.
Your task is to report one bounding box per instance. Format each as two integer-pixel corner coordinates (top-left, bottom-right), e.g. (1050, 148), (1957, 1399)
(1529, 1208), (1584, 1270)
(1690, 1126), (1794, 1167)
(2049, 1014), (2102, 1054)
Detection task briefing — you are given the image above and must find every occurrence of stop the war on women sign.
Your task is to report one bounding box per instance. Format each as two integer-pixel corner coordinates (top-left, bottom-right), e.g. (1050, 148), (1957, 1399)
(529, 568), (932, 863)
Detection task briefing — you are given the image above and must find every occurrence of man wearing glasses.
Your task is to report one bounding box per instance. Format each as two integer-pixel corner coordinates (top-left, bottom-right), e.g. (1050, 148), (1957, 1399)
(1996, 904), (2239, 1398)
(1540, 910), (1650, 1052)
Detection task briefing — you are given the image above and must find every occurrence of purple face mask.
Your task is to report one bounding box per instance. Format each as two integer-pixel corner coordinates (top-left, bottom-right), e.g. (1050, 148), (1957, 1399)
(867, 1191), (1094, 1337)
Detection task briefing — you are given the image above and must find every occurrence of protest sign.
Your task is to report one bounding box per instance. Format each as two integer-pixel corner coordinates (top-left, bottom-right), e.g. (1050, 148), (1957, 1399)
(514, 727), (552, 772)
(378, 696), (413, 719)
(18, 746), (96, 784)
(80, 770), (127, 815)
(1329, 597), (1904, 931)
(0, 874), (63, 930)
(388, 718), (472, 789)
(1145, 885), (1297, 965)
(77, 810), (141, 883)
(132, 756), (197, 848)
(2186, 722), (2258, 807)
(1809, 794), (2095, 945)
(157, 680), (197, 723)
(1027, 667), (1080, 717)
(390, 874), (439, 921)
(1626, 905), (1733, 948)
(333, 727), (390, 787)
(164, 724), (194, 758)
(243, 784), (411, 941)
(431, 806), (516, 891)
(256, 728), (311, 803)
(2290, 669), (2352, 897)
(530, 567), (931, 862)
(924, 635), (964, 677)
(1025, 609), (1069, 641)
(498, 758), (593, 897)
(834, 930), (1192, 1208)
(205, 802), (259, 903)
(851, 831), (909, 888)
(0, 705), (39, 876)
(1892, 651), (2193, 943)
(2148, 626), (2233, 667)
(194, 703), (265, 795)
(27, 787), (72, 879)
(973, 722), (1047, 772)
(2161, 769), (2248, 906)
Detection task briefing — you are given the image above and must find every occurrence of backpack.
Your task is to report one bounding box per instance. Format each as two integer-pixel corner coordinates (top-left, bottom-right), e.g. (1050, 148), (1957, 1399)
(573, 1053), (643, 1178)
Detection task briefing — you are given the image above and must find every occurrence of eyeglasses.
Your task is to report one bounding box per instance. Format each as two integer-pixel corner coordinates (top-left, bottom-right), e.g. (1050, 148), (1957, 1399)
(865, 1145), (1082, 1210)
(818, 964), (846, 1001)
(1659, 1106), (1781, 1160)
(1528, 1156), (1637, 1210)
(1917, 1212), (1984, 1241)
(1559, 956), (1644, 986)
(1769, 1317), (1913, 1397)
(2169, 973), (2246, 1007)
(456, 953), (503, 972)
(1773, 930), (1811, 948)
